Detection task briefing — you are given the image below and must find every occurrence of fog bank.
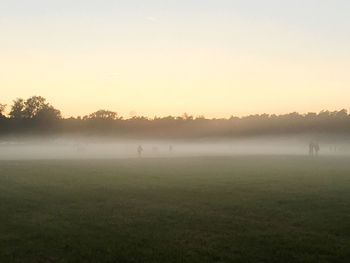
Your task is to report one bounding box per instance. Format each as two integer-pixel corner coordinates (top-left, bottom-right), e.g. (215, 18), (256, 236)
(1, 134), (350, 160)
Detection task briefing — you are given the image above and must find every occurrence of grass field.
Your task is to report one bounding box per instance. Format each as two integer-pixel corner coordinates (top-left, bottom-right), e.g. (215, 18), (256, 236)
(1, 156), (350, 263)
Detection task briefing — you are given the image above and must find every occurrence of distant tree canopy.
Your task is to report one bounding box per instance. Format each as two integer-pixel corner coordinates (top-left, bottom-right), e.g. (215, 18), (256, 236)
(9, 96), (61, 120)
(85, 110), (119, 120)
(9, 98), (25, 119)
(1, 96), (350, 138)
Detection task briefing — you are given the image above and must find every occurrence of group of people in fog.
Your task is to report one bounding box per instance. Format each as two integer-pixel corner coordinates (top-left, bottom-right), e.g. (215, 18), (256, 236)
(309, 141), (320, 156)
(137, 145), (173, 158)
(137, 142), (322, 158)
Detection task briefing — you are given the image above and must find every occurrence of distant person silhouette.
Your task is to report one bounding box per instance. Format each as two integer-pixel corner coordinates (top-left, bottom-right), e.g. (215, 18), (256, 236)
(309, 141), (320, 157)
(169, 145), (173, 153)
(309, 142), (315, 156)
(137, 145), (143, 158)
(314, 142), (320, 156)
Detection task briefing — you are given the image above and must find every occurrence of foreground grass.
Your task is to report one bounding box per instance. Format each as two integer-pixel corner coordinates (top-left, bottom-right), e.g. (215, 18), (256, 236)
(0, 156), (350, 263)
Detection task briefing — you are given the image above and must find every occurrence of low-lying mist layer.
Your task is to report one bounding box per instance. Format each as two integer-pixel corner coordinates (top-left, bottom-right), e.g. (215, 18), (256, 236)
(1, 135), (350, 160)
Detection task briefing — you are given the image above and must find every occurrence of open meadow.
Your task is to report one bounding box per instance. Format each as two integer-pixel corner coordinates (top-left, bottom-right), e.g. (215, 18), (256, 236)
(1, 156), (350, 263)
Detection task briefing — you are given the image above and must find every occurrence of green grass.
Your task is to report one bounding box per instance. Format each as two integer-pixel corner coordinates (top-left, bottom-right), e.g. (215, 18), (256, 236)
(1, 156), (350, 263)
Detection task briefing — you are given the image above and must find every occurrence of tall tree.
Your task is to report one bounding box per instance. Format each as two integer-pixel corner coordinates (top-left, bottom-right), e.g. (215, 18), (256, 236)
(9, 96), (61, 120)
(23, 96), (48, 119)
(9, 98), (25, 119)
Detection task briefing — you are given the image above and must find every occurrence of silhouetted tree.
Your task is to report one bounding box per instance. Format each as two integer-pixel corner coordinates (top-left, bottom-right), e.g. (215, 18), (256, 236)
(0, 103), (6, 118)
(87, 110), (119, 120)
(35, 104), (62, 121)
(2, 95), (350, 138)
(9, 98), (25, 119)
(180, 113), (193, 121)
(9, 96), (61, 120)
(23, 96), (49, 119)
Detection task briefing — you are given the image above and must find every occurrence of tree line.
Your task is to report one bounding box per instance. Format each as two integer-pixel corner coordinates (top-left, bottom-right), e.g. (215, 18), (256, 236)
(0, 96), (350, 138)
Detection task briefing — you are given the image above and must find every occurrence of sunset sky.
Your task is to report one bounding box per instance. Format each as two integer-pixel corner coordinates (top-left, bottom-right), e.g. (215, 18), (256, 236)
(1, 0), (349, 118)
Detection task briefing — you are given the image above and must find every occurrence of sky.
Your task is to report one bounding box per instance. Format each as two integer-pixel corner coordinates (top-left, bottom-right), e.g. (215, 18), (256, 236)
(1, 0), (350, 118)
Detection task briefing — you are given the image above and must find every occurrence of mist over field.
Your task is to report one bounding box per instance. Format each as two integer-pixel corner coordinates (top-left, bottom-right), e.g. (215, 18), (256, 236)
(1, 134), (350, 160)
(2, 0), (350, 261)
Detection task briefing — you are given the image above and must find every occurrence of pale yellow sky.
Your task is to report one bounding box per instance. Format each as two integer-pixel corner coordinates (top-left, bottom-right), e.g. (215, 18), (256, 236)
(1, 1), (350, 118)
